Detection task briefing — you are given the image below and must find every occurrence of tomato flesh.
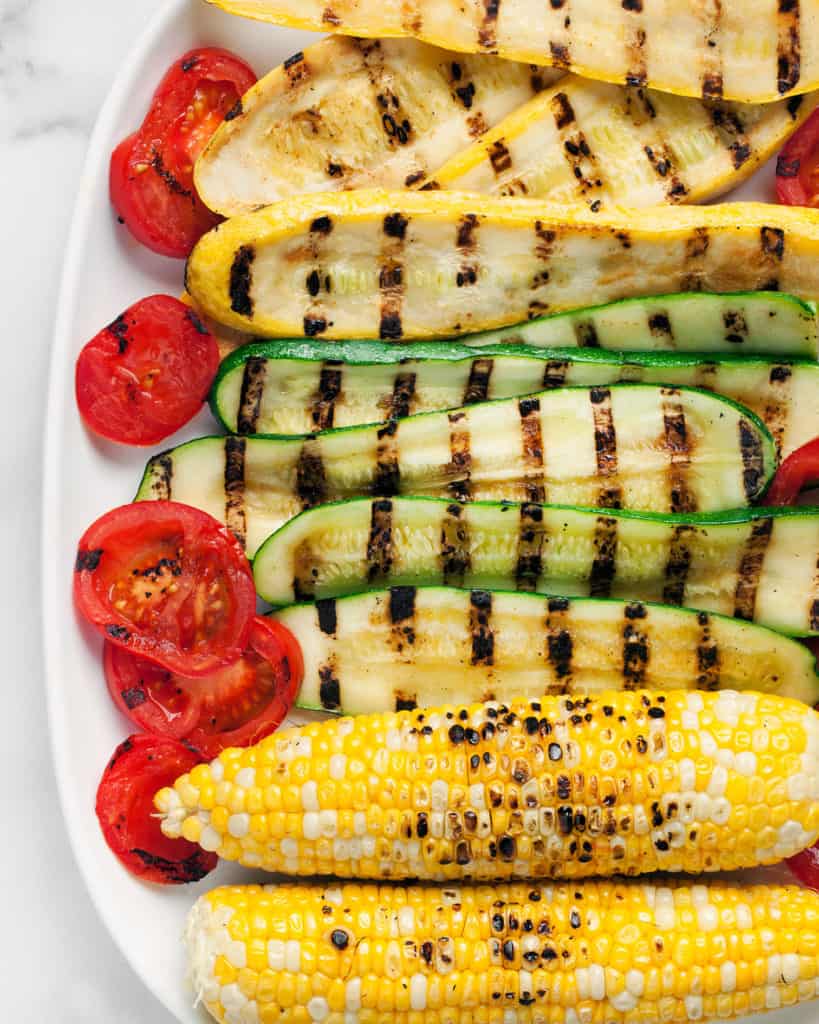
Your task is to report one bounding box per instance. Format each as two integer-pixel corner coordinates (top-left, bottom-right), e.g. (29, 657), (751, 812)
(75, 294), (219, 446)
(776, 108), (819, 208)
(104, 617), (304, 756)
(110, 47), (256, 258)
(96, 734), (216, 884)
(75, 502), (256, 677)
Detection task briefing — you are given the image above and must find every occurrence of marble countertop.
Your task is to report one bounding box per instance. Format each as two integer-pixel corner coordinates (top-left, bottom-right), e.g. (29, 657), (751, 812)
(2, 0), (173, 1018)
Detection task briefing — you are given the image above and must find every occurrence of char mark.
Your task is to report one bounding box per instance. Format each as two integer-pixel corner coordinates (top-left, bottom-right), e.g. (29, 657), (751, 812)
(316, 598), (338, 636)
(515, 502), (547, 591)
(738, 419), (766, 501)
(661, 389), (697, 513)
(384, 372), (416, 420)
(551, 92), (576, 130)
(573, 320), (599, 347)
(366, 498), (394, 583)
(236, 356), (268, 434)
(478, 0), (501, 48)
(622, 609), (649, 689)
(543, 360), (569, 388)
(488, 139), (513, 175)
(390, 585), (417, 624)
(589, 516), (618, 598)
(296, 442), (328, 507)
(446, 411), (473, 500)
(224, 437), (247, 548)
(761, 226), (786, 261)
(384, 213), (409, 239)
(701, 72), (724, 99)
(546, 597), (573, 682)
(229, 245), (255, 317)
(463, 359), (494, 404)
(373, 421), (401, 497)
(696, 611), (721, 689)
(149, 453), (173, 500)
(519, 398), (546, 502)
(441, 502), (472, 585)
(469, 590), (495, 665)
(733, 517), (774, 620)
(723, 309), (748, 345)
(319, 663), (341, 710)
(311, 367), (342, 431)
(662, 525), (694, 605)
(777, 0), (801, 94)
(589, 388), (621, 508)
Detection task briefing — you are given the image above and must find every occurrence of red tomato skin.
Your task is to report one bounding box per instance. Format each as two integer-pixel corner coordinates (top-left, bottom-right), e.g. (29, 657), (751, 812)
(74, 502), (256, 677)
(75, 295), (219, 446)
(103, 617), (304, 757)
(764, 437), (819, 506)
(788, 844), (819, 890)
(96, 734), (216, 884)
(776, 108), (819, 207)
(110, 48), (256, 258)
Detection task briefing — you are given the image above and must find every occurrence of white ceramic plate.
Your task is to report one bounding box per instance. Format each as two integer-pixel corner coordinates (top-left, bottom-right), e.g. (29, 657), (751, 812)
(41, 3), (809, 1021)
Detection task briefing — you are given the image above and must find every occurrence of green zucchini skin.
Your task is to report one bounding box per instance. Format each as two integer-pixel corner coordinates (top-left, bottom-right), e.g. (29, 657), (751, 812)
(211, 338), (818, 459)
(271, 587), (819, 716)
(137, 385), (776, 557)
(254, 498), (819, 636)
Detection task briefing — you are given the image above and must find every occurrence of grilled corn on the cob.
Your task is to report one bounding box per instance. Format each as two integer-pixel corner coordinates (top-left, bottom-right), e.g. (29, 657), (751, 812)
(204, 0), (819, 104)
(187, 879), (819, 1024)
(185, 190), (819, 339)
(157, 690), (819, 880)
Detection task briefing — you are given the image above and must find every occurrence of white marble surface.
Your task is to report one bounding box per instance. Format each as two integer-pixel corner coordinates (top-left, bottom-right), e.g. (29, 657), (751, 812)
(1, 0), (174, 1018)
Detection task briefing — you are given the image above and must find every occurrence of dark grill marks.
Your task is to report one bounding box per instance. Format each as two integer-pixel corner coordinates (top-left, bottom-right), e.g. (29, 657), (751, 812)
(589, 388), (621, 508)
(707, 105), (753, 171)
(304, 216), (333, 338)
(440, 502), (472, 586)
(519, 398), (546, 503)
(560, 130), (600, 194)
(149, 454), (173, 500)
(542, 360), (569, 388)
(389, 586), (417, 653)
(515, 503), (547, 591)
(661, 388), (698, 513)
(456, 213), (480, 291)
(760, 226), (786, 289)
(382, 372), (416, 421)
(625, 25), (648, 89)
(545, 597), (573, 686)
(229, 245), (255, 317)
(810, 554), (819, 632)
(681, 227), (710, 292)
(478, 0), (501, 49)
(379, 213), (408, 340)
(296, 441), (328, 508)
(662, 525), (695, 605)
(463, 359), (494, 404)
(776, 0), (801, 94)
(733, 517), (774, 620)
(763, 365), (793, 457)
(237, 357), (267, 434)
(373, 420), (401, 497)
(446, 412), (473, 501)
(311, 367), (342, 430)
(738, 418), (766, 501)
(224, 437), (247, 548)
(622, 603), (649, 689)
(648, 311), (674, 342)
(469, 590), (494, 666)
(700, 0), (724, 99)
(551, 92), (576, 131)
(283, 50), (309, 86)
(696, 611), (721, 690)
(573, 321), (599, 347)
(317, 599), (337, 637)
(723, 309), (748, 345)
(589, 516), (618, 598)
(366, 499), (394, 583)
(316, 597), (339, 710)
(642, 141), (687, 202)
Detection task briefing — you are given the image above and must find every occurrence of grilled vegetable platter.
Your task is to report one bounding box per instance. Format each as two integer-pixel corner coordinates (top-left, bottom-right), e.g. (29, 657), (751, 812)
(56, 1), (819, 1022)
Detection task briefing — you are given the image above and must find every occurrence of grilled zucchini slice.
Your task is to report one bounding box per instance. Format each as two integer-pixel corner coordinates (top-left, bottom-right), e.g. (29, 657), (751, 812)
(254, 498), (819, 637)
(185, 190), (819, 339)
(204, 0), (819, 104)
(137, 384), (776, 556)
(196, 37), (553, 217)
(272, 587), (819, 715)
(425, 77), (819, 205)
(212, 339), (819, 459)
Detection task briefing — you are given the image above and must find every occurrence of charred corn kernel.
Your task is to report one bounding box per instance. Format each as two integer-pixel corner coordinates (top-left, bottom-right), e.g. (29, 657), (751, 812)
(188, 881), (819, 1024)
(158, 691), (819, 879)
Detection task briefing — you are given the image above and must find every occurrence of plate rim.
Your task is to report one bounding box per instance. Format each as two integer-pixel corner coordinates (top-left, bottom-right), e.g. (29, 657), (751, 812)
(41, 1), (192, 1019)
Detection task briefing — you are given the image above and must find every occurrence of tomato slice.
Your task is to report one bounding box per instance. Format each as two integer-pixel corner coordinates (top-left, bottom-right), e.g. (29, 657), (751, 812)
(96, 734), (217, 884)
(74, 502), (256, 677)
(763, 437), (819, 506)
(75, 295), (219, 446)
(110, 47), (257, 258)
(104, 617), (303, 756)
(776, 108), (819, 207)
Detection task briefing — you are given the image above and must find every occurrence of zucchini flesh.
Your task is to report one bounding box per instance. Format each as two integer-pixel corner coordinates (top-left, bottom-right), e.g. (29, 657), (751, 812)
(204, 0), (819, 104)
(254, 498), (819, 638)
(195, 37), (552, 217)
(137, 384), (776, 557)
(186, 190), (819, 339)
(425, 76), (819, 207)
(212, 339), (819, 459)
(273, 587), (819, 715)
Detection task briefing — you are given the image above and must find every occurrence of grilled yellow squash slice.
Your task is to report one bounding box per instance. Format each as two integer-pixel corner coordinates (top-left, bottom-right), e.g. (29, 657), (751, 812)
(196, 37), (554, 217)
(186, 189), (819, 340)
(204, 0), (819, 104)
(425, 78), (819, 205)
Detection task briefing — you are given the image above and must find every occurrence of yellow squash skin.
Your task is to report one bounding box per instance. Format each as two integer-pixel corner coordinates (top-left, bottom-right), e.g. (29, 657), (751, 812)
(425, 78), (819, 206)
(195, 36), (555, 217)
(204, 0), (819, 104)
(185, 189), (819, 339)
